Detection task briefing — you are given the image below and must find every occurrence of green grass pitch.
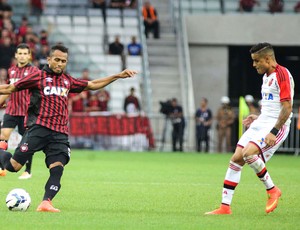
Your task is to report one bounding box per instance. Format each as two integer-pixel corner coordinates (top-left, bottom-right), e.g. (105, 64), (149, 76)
(1, 150), (300, 230)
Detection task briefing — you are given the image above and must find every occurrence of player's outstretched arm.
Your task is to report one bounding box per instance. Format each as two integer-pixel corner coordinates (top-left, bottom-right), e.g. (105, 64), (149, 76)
(85, 69), (138, 91)
(0, 84), (16, 95)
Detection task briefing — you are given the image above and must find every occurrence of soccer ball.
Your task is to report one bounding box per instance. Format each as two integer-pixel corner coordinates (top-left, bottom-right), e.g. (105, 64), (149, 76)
(6, 188), (31, 211)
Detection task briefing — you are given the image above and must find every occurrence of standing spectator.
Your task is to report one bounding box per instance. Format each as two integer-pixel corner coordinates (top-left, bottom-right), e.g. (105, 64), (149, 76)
(239, 0), (260, 12)
(97, 89), (110, 111)
(127, 36), (142, 56)
(0, 36), (15, 69)
(142, 1), (160, 39)
(86, 93), (101, 112)
(16, 16), (29, 44)
(294, 1), (300, 12)
(195, 97), (213, 153)
(28, 0), (45, 21)
(92, 0), (107, 25)
(68, 68), (91, 112)
(68, 92), (88, 112)
(109, 35), (125, 70)
(268, 0), (284, 13)
(123, 87), (140, 114)
(39, 29), (49, 46)
(170, 98), (185, 152)
(80, 68), (91, 81)
(35, 44), (49, 69)
(216, 96), (235, 153)
(245, 94), (259, 115)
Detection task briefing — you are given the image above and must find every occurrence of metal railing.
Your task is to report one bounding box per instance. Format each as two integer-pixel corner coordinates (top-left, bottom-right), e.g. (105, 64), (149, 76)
(137, 0), (153, 116)
(171, 0), (196, 149)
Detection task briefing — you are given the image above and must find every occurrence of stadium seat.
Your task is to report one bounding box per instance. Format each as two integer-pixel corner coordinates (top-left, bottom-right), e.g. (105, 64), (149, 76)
(89, 16), (104, 26)
(56, 16), (72, 25)
(106, 17), (122, 26)
(73, 26), (88, 34)
(123, 17), (138, 27)
(56, 25), (73, 34)
(87, 8), (102, 17)
(73, 16), (89, 26)
(45, 0), (60, 6)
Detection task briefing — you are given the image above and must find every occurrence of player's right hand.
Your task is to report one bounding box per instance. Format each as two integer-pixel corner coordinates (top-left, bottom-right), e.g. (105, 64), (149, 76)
(242, 114), (258, 128)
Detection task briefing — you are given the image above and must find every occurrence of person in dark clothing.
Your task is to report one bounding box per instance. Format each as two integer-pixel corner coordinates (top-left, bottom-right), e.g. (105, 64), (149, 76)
(0, 44), (137, 212)
(169, 98), (185, 152)
(109, 35), (126, 70)
(195, 97), (213, 153)
(123, 87), (140, 114)
(0, 36), (15, 69)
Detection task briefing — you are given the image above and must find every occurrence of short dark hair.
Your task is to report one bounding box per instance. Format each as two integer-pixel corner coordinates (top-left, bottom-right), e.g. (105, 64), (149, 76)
(16, 43), (31, 53)
(49, 44), (69, 56)
(249, 42), (273, 54)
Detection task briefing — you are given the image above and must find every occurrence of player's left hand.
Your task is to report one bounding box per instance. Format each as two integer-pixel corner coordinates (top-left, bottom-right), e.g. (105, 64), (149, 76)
(264, 132), (276, 146)
(119, 69), (138, 78)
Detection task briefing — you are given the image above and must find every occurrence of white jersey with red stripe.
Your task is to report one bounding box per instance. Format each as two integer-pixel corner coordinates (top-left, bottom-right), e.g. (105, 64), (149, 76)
(237, 64), (294, 162)
(259, 64), (294, 125)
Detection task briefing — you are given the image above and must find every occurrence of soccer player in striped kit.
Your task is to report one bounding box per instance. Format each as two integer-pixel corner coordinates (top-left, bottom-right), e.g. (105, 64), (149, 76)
(0, 44), (137, 212)
(0, 43), (39, 179)
(206, 43), (294, 215)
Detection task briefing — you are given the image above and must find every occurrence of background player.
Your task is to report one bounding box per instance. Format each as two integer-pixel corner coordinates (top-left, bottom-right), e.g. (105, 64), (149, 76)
(0, 43), (39, 179)
(0, 44), (137, 212)
(205, 42), (294, 215)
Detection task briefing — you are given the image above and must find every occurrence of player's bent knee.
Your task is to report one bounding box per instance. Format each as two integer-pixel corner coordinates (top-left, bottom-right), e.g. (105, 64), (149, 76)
(6, 159), (22, 172)
(49, 161), (64, 169)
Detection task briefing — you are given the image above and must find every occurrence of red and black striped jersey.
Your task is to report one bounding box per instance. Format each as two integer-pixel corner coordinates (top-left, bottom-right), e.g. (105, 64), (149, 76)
(14, 65), (88, 135)
(5, 64), (39, 116)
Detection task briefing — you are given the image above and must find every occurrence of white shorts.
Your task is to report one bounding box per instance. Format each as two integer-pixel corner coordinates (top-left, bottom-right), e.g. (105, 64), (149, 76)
(237, 119), (290, 162)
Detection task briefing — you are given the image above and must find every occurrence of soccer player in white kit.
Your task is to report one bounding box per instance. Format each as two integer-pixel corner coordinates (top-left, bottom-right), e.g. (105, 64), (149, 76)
(205, 42), (294, 215)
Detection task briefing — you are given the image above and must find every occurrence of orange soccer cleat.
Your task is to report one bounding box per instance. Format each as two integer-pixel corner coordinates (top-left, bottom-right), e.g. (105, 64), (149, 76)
(0, 168), (6, 176)
(36, 199), (60, 212)
(266, 186), (281, 213)
(205, 204), (232, 215)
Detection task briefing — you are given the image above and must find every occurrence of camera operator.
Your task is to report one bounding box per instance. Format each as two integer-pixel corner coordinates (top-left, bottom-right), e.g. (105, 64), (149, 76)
(169, 98), (185, 152)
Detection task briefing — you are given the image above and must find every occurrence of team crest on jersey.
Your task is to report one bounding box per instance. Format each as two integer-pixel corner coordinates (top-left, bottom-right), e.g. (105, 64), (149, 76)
(268, 79), (273, 86)
(10, 70), (15, 75)
(64, 79), (69, 85)
(24, 71), (28, 76)
(20, 143), (29, 152)
(46, 77), (53, 82)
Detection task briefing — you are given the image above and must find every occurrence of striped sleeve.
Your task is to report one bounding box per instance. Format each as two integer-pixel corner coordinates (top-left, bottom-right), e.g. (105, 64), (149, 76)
(14, 70), (41, 90)
(276, 65), (292, 102)
(68, 75), (88, 93)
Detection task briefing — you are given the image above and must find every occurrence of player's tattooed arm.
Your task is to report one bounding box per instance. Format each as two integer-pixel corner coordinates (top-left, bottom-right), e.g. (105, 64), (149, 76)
(274, 100), (292, 130)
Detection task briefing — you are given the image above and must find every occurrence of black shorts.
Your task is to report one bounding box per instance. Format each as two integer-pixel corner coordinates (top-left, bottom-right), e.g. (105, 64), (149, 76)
(2, 114), (26, 135)
(12, 125), (71, 168)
